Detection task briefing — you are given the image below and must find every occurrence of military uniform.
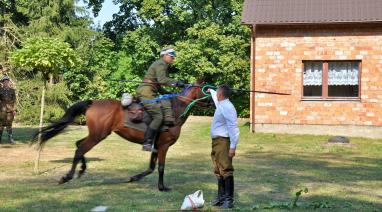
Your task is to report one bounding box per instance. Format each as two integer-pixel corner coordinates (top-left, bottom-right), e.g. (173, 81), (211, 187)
(136, 48), (183, 152)
(136, 58), (178, 129)
(0, 78), (16, 144)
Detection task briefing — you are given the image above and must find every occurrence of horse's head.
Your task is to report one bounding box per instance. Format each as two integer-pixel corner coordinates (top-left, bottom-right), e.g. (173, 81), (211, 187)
(175, 79), (213, 119)
(181, 79), (212, 107)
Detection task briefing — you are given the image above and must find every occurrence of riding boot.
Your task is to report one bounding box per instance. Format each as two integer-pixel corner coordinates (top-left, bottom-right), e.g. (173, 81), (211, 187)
(220, 176), (234, 209)
(142, 127), (158, 152)
(0, 127), (3, 144)
(211, 177), (225, 206)
(6, 127), (15, 144)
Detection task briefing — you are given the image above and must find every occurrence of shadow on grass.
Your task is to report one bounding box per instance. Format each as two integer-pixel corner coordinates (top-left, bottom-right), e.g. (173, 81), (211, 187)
(236, 150), (382, 211)
(0, 145), (14, 148)
(0, 170), (218, 212)
(6, 192), (382, 212)
(1, 146), (381, 211)
(2, 166), (382, 211)
(0, 183), (208, 212)
(50, 157), (104, 163)
(1, 126), (86, 145)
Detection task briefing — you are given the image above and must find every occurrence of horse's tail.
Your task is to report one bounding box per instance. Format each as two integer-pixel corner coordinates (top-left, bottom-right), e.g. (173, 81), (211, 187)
(31, 100), (93, 148)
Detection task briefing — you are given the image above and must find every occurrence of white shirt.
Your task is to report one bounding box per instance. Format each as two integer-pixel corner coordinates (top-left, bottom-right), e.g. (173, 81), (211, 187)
(210, 89), (240, 149)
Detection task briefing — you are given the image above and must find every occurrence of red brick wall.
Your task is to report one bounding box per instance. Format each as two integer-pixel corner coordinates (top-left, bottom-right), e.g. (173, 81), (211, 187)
(253, 24), (382, 126)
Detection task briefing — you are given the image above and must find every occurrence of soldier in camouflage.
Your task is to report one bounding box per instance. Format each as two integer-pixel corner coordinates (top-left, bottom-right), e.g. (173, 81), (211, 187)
(136, 48), (184, 152)
(0, 76), (16, 144)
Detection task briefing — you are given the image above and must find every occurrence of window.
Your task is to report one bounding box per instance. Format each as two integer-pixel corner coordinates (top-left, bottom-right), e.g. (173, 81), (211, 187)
(303, 61), (360, 99)
(303, 62), (322, 97)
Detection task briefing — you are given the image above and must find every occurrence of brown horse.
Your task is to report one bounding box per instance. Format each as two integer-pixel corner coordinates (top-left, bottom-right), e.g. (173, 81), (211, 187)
(32, 80), (209, 191)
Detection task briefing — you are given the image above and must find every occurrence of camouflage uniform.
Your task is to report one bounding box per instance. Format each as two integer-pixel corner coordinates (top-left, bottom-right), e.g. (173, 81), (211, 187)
(0, 80), (16, 144)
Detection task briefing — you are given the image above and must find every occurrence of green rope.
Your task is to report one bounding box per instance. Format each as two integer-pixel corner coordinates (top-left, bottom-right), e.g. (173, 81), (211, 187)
(180, 85), (216, 118)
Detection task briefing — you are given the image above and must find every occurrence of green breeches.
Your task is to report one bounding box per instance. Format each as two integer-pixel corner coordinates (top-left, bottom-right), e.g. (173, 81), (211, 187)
(160, 98), (175, 123)
(136, 85), (174, 130)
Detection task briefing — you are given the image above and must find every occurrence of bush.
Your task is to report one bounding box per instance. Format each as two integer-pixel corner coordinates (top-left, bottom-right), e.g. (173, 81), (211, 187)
(15, 78), (73, 125)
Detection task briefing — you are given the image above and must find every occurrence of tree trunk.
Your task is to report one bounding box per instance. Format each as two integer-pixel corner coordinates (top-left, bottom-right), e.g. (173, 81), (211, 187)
(49, 73), (53, 86)
(34, 86), (45, 174)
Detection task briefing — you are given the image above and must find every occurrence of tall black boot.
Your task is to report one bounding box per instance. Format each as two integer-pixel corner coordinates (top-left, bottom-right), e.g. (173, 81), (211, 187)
(211, 177), (225, 206)
(0, 127), (3, 144)
(6, 127), (15, 144)
(142, 127), (158, 152)
(220, 176), (234, 209)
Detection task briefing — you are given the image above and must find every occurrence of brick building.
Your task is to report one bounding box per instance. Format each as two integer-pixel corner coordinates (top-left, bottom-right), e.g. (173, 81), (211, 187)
(241, 0), (382, 137)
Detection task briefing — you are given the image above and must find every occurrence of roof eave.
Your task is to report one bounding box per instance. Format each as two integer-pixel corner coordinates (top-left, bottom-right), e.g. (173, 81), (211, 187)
(241, 20), (382, 26)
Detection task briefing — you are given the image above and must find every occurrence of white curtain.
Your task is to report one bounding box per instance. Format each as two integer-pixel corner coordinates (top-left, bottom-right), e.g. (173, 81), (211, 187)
(328, 62), (359, 86)
(303, 62), (322, 86)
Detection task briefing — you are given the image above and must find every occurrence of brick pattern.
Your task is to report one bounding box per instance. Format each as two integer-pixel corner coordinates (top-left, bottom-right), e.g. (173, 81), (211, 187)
(253, 25), (382, 126)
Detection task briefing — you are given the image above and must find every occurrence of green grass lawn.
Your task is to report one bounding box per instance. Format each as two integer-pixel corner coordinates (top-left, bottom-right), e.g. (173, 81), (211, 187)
(0, 117), (381, 211)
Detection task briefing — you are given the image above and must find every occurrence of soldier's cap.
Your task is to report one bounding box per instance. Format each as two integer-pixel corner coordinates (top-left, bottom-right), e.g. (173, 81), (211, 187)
(1, 76), (10, 82)
(160, 48), (176, 58)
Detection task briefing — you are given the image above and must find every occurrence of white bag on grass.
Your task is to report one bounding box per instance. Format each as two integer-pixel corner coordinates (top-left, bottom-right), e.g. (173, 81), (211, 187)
(180, 190), (205, 210)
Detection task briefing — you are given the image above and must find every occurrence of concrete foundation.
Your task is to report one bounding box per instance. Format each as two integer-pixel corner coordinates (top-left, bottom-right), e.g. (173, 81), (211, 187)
(254, 123), (382, 139)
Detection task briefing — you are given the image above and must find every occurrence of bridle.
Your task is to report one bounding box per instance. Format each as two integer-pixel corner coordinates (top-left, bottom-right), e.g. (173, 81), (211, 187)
(178, 83), (214, 118)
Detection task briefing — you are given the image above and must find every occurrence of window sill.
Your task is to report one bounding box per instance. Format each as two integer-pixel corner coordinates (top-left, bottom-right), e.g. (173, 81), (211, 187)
(301, 97), (361, 102)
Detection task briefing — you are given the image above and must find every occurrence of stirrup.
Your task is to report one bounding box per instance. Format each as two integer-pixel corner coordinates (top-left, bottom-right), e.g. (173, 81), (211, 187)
(142, 144), (157, 153)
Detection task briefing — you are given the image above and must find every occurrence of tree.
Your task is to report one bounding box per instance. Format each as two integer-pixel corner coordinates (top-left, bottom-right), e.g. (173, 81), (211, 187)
(11, 36), (80, 124)
(102, 0), (250, 116)
(0, 0), (23, 74)
(4, 0), (251, 119)
(11, 37), (80, 85)
(63, 34), (139, 100)
(11, 36), (75, 128)
(0, 22), (21, 74)
(11, 36), (79, 169)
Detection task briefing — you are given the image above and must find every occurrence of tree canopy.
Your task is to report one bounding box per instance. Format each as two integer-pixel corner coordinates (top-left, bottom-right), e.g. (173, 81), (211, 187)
(3, 0), (250, 123)
(11, 37), (80, 79)
(105, 0), (250, 89)
(105, 0), (250, 116)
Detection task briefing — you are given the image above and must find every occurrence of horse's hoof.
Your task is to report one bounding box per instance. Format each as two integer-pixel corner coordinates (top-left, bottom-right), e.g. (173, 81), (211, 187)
(77, 171), (85, 179)
(58, 176), (71, 184)
(158, 186), (172, 192)
(129, 176), (139, 182)
(58, 178), (67, 184)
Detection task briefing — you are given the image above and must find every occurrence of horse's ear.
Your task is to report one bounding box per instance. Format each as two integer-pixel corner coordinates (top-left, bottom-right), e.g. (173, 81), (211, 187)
(195, 77), (205, 86)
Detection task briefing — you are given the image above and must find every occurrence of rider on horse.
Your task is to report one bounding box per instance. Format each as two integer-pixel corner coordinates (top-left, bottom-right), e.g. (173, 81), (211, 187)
(136, 47), (184, 152)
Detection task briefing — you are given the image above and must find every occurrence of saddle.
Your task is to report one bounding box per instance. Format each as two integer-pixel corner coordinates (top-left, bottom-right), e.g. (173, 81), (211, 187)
(125, 102), (144, 123)
(122, 96), (169, 132)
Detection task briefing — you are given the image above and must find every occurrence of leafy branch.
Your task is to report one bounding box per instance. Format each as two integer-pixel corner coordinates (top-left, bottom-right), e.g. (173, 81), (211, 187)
(252, 188), (311, 210)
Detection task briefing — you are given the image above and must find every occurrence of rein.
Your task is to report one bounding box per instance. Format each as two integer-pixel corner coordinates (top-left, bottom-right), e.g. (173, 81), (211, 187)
(142, 84), (193, 104)
(138, 84), (215, 118)
(179, 85), (215, 118)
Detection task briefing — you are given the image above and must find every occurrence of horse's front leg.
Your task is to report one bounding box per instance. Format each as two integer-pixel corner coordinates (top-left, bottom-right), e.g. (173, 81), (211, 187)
(157, 145), (171, 192)
(128, 152), (157, 182)
(60, 136), (98, 184)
